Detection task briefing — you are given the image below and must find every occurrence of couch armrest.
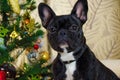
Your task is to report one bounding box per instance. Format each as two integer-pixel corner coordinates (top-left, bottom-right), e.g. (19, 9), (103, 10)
(101, 59), (120, 77)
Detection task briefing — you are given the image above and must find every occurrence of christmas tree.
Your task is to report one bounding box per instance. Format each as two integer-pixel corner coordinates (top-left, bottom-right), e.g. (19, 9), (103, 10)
(0, 0), (52, 80)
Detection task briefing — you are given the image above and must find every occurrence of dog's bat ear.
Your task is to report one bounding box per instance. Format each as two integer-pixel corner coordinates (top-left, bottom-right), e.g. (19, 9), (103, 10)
(71, 0), (88, 24)
(38, 3), (55, 28)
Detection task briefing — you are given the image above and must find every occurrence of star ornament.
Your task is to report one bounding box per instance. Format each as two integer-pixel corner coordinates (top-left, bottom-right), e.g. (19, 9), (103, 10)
(10, 31), (19, 38)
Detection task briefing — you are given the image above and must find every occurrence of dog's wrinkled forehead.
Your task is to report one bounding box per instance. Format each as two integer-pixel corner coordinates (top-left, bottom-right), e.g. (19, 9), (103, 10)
(50, 15), (82, 29)
(38, 0), (88, 29)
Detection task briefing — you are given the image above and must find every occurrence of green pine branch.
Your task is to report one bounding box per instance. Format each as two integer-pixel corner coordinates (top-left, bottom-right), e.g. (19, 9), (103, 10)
(16, 60), (52, 80)
(0, 48), (13, 64)
(0, 0), (53, 79)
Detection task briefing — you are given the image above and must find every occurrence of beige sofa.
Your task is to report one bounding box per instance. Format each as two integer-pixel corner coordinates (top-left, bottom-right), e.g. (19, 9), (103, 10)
(46, 0), (120, 77)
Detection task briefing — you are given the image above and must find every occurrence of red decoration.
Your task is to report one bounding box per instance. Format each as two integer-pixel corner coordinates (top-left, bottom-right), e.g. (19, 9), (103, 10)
(1, 63), (16, 78)
(34, 44), (39, 50)
(0, 68), (6, 80)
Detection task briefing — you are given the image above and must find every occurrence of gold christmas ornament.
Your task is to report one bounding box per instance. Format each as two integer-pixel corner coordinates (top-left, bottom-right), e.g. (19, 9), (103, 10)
(10, 31), (19, 38)
(9, 0), (20, 14)
(41, 51), (50, 60)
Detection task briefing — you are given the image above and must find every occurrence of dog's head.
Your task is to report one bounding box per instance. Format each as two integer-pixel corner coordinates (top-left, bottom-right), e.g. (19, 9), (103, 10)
(38, 0), (88, 53)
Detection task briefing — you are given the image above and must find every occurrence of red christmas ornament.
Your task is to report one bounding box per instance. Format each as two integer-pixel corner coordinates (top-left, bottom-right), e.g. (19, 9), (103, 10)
(34, 44), (39, 50)
(1, 63), (16, 78)
(0, 68), (6, 80)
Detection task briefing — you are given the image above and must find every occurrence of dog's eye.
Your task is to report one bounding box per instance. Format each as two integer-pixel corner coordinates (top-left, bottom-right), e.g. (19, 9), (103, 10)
(69, 25), (78, 31)
(48, 27), (57, 33)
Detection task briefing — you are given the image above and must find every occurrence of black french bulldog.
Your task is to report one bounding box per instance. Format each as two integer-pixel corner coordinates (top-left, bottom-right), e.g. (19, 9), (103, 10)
(38, 0), (120, 80)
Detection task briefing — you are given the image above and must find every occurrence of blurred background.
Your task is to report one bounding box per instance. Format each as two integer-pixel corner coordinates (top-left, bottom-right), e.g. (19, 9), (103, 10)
(0, 0), (120, 79)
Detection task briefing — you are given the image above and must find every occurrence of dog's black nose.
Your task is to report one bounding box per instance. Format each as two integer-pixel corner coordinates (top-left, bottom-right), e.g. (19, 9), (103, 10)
(58, 29), (67, 37)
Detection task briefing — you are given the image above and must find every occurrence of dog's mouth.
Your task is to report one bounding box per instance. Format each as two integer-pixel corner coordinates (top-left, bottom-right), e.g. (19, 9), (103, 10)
(59, 41), (69, 49)
(58, 40), (76, 53)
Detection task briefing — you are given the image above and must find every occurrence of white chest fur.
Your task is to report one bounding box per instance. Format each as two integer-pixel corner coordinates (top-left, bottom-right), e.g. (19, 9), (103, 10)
(60, 48), (76, 80)
(65, 61), (76, 80)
